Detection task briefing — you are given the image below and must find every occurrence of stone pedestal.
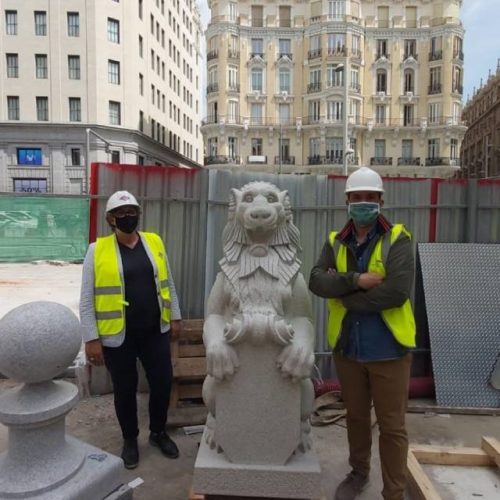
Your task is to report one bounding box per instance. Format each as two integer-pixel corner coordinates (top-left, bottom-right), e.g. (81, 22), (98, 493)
(0, 302), (132, 500)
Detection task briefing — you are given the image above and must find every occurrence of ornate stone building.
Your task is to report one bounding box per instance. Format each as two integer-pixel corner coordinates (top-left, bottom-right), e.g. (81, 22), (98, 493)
(202, 0), (465, 178)
(460, 63), (500, 179)
(0, 0), (203, 194)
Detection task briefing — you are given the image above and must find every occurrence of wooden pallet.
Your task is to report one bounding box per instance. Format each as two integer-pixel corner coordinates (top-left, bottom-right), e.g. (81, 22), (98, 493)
(407, 436), (500, 500)
(170, 319), (206, 408)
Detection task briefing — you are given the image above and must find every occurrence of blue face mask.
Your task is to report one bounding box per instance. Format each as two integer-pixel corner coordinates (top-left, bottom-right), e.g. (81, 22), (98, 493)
(348, 202), (380, 226)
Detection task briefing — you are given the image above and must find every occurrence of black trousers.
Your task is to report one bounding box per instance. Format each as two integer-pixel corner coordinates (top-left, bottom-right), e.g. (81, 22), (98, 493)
(103, 328), (172, 439)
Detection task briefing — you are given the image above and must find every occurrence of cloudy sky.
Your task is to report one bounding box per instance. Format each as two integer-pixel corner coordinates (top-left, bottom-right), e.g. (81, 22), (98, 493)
(197, 0), (500, 102)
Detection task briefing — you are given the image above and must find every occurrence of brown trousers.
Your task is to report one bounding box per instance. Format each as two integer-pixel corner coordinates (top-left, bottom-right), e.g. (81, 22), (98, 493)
(334, 353), (412, 500)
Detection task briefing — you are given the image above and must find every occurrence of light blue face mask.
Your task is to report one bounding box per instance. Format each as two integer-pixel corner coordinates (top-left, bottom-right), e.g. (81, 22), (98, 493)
(348, 202), (380, 226)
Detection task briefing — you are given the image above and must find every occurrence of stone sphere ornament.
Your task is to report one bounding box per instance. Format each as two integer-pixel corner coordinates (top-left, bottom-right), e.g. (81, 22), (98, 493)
(0, 301), (82, 383)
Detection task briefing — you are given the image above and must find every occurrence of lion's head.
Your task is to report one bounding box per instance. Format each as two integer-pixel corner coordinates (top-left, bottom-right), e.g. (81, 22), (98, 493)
(222, 182), (301, 252)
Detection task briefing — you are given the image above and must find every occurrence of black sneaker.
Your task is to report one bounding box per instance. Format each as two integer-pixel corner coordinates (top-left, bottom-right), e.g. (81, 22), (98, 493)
(149, 431), (179, 459)
(121, 438), (139, 469)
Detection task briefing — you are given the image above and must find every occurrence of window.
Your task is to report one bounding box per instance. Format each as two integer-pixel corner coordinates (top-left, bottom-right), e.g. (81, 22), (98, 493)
(108, 60), (120, 84)
(34, 11), (47, 36)
(328, 34), (345, 54)
(430, 36), (442, 58)
(403, 105), (414, 126)
(228, 137), (238, 159)
(309, 137), (320, 158)
(279, 103), (291, 124)
(251, 5), (263, 27)
(309, 100), (321, 122)
(375, 139), (386, 158)
(5, 10), (17, 35)
(377, 6), (389, 28)
(329, 1), (345, 20)
(228, 66), (238, 90)
(107, 18), (120, 43)
(111, 151), (120, 163)
(452, 66), (463, 93)
(278, 68), (291, 92)
(327, 101), (343, 121)
(327, 64), (343, 87)
(251, 138), (263, 156)
(69, 98), (81, 121)
(250, 103), (264, 124)
(208, 137), (218, 156)
(279, 39), (291, 57)
(401, 140), (413, 161)
(229, 2), (237, 21)
(428, 139), (440, 159)
(428, 103), (441, 124)
(352, 35), (360, 55)
(6, 54), (18, 78)
(404, 69), (414, 93)
(405, 6), (417, 28)
(139, 0), (143, 19)
(109, 101), (121, 125)
(139, 110), (144, 132)
(36, 97), (49, 121)
(7, 96), (20, 120)
(326, 137), (343, 160)
(139, 35), (143, 57)
(68, 56), (80, 79)
(376, 70), (387, 93)
(139, 73), (144, 95)
(375, 105), (386, 125)
(227, 101), (239, 123)
(251, 68), (263, 92)
(404, 39), (416, 59)
(278, 6), (291, 27)
(376, 39), (388, 58)
(450, 139), (458, 160)
(350, 66), (359, 90)
(430, 67), (442, 93)
(251, 38), (264, 57)
(71, 148), (81, 166)
(35, 55), (48, 79)
(13, 179), (47, 193)
(67, 12), (79, 36)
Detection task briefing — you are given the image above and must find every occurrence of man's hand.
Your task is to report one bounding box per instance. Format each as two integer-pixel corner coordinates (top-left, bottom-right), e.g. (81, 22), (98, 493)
(85, 339), (104, 366)
(357, 272), (384, 290)
(170, 319), (183, 340)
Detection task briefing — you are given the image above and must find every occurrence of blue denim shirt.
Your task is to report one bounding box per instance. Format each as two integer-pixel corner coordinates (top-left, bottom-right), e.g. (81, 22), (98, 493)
(342, 225), (408, 362)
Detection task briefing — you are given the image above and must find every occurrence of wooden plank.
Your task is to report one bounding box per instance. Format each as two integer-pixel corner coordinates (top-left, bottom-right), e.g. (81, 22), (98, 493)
(179, 344), (206, 357)
(411, 445), (495, 467)
(406, 451), (442, 500)
(188, 486), (205, 500)
(174, 357), (207, 378)
(178, 383), (203, 400)
(481, 436), (500, 468)
(184, 319), (204, 330)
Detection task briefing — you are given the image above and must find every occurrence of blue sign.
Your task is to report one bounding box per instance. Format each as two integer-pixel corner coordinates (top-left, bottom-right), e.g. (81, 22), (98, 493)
(17, 148), (42, 165)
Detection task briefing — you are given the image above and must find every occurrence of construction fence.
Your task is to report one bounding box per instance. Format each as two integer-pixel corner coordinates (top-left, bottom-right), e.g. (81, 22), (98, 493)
(1, 163), (500, 372)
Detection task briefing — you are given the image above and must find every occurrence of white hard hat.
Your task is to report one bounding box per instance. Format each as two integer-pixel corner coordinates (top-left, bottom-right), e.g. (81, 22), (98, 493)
(345, 167), (384, 193)
(105, 191), (140, 212)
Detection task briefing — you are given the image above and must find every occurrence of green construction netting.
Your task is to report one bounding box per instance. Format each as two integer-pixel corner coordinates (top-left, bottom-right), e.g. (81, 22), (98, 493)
(0, 196), (89, 262)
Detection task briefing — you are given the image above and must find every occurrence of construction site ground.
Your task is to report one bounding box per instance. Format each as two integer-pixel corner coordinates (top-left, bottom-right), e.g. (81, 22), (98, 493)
(0, 262), (499, 500)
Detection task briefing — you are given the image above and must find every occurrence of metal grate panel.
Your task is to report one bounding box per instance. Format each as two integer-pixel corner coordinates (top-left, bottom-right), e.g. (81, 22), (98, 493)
(417, 243), (500, 407)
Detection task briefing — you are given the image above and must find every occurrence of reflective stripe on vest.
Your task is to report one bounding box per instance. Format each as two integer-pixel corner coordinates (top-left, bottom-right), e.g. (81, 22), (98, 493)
(94, 232), (171, 337)
(326, 224), (416, 349)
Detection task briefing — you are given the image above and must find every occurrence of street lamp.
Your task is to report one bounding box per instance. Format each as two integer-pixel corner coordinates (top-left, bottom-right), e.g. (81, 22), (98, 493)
(85, 128), (112, 194)
(334, 62), (354, 176)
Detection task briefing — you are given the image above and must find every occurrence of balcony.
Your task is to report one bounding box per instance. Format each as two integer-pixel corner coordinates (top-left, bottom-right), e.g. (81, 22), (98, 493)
(228, 50), (240, 59)
(350, 83), (361, 93)
(327, 46), (347, 57)
(310, 16), (322, 24)
(204, 155), (241, 166)
(247, 155), (267, 164)
(403, 53), (418, 61)
(278, 52), (293, 60)
(425, 157), (454, 166)
(207, 49), (218, 61)
(250, 52), (264, 59)
(370, 157), (393, 166)
(452, 84), (463, 95)
(308, 155), (325, 165)
(376, 52), (390, 60)
(307, 82), (322, 94)
(398, 157), (421, 166)
(428, 84), (442, 95)
(228, 83), (240, 92)
(351, 49), (362, 58)
(453, 50), (464, 61)
(303, 115), (321, 125)
(274, 156), (295, 165)
(429, 50), (443, 61)
(308, 49), (322, 60)
(206, 83), (219, 94)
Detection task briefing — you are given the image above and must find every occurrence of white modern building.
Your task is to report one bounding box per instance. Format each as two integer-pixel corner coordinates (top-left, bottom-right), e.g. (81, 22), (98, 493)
(0, 0), (203, 194)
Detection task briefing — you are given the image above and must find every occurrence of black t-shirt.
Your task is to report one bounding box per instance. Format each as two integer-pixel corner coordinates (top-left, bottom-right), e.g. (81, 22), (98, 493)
(118, 238), (161, 333)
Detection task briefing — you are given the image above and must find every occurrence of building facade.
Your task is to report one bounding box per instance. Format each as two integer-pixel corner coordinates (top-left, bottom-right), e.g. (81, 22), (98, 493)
(0, 0), (203, 194)
(202, 0), (465, 178)
(460, 64), (500, 179)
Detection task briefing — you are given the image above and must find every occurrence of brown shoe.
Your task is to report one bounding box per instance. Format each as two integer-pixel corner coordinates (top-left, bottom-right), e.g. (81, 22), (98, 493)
(334, 471), (369, 500)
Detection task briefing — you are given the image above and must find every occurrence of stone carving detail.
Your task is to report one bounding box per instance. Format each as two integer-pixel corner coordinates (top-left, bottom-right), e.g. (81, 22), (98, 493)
(202, 181), (315, 465)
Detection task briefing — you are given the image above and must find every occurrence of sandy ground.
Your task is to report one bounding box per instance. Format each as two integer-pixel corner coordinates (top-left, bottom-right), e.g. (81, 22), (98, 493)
(0, 263), (500, 499)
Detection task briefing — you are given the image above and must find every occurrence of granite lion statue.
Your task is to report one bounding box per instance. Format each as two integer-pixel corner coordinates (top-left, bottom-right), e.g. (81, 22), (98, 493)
(202, 181), (315, 462)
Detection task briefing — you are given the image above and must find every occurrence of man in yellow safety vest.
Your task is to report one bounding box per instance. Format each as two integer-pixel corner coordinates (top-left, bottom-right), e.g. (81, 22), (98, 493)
(309, 167), (416, 500)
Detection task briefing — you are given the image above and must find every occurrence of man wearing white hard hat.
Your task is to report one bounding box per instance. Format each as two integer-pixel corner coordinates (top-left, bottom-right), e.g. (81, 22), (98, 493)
(80, 190), (183, 469)
(309, 167), (416, 500)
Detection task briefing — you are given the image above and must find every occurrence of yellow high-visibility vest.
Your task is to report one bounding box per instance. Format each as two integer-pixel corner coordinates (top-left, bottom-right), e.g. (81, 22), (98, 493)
(326, 224), (416, 349)
(94, 232), (171, 336)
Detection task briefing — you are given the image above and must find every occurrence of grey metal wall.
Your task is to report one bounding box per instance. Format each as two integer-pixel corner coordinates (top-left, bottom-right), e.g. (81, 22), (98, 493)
(92, 165), (500, 369)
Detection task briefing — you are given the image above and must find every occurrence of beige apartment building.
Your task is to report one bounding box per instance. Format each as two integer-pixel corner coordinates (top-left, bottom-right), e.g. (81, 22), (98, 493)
(202, 0), (466, 178)
(0, 0), (203, 194)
